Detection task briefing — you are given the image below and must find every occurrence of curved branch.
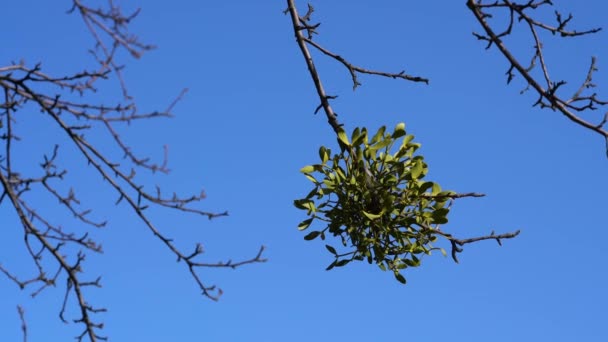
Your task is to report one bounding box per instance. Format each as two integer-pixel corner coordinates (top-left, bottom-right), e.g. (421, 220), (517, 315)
(467, 0), (608, 155)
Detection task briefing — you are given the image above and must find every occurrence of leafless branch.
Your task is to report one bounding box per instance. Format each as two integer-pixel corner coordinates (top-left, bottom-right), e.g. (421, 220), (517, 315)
(421, 192), (486, 200)
(467, 0), (608, 156)
(433, 228), (522, 263)
(286, 2), (427, 101)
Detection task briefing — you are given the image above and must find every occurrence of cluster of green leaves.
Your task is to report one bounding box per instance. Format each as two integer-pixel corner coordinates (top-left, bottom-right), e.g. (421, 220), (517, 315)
(295, 123), (457, 284)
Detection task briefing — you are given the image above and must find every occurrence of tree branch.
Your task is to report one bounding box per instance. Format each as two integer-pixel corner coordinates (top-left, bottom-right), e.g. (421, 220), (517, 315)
(467, 0), (607, 155)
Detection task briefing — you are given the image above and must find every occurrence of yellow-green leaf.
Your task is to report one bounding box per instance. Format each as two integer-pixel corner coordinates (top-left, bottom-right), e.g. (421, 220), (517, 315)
(318, 146), (329, 164)
(305, 174), (317, 183)
(431, 183), (441, 195)
(362, 211), (382, 220)
(411, 161), (423, 179)
(337, 129), (350, 147)
(371, 126), (386, 144)
(300, 165), (315, 173)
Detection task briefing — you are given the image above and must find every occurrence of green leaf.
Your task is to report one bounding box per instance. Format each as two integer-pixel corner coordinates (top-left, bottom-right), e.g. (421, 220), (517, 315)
(304, 231), (321, 240)
(294, 199), (316, 214)
(318, 146), (329, 164)
(383, 153), (395, 163)
(304, 174), (317, 183)
(305, 201), (316, 214)
(433, 208), (450, 216)
(411, 161), (424, 179)
(293, 199), (310, 209)
(325, 245), (337, 255)
(298, 218), (313, 231)
(392, 122), (406, 138)
(300, 165), (315, 173)
(337, 129), (350, 147)
(371, 137), (392, 151)
(326, 260), (336, 271)
(404, 258), (420, 267)
(304, 188), (317, 199)
(323, 179), (336, 189)
(335, 167), (346, 180)
(334, 259), (350, 267)
(362, 211), (382, 220)
(431, 182), (441, 195)
(432, 208), (450, 224)
(419, 181), (434, 193)
(413, 246), (425, 254)
(352, 127), (367, 146)
(351, 127), (361, 143)
(371, 126), (386, 144)
(400, 134), (414, 148)
(408, 142), (421, 151)
(394, 272), (407, 284)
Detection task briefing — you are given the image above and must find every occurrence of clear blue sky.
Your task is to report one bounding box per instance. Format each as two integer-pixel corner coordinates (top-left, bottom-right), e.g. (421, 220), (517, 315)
(2, 1), (608, 341)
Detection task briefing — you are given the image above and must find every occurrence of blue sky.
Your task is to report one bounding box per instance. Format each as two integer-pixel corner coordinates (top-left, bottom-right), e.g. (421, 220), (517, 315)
(2, 1), (607, 341)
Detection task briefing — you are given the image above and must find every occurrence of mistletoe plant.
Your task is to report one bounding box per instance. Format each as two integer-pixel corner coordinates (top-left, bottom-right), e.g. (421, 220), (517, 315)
(295, 123), (458, 284)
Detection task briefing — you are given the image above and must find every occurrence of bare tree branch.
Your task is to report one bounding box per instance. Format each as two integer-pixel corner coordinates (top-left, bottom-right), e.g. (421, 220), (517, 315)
(433, 228), (522, 263)
(467, 0), (608, 155)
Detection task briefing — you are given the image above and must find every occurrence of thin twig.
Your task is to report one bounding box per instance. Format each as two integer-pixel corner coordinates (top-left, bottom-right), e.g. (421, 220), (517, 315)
(17, 306), (27, 342)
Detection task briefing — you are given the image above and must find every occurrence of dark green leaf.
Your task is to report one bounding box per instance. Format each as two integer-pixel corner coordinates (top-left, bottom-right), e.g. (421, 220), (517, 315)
(298, 218), (314, 231)
(419, 181), (434, 193)
(394, 272), (407, 284)
(432, 208), (450, 224)
(325, 245), (337, 255)
(304, 231), (321, 240)
(293, 199), (309, 209)
(335, 259), (350, 267)
(404, 258), (420, 267)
